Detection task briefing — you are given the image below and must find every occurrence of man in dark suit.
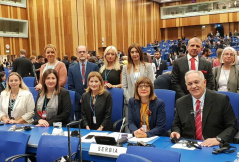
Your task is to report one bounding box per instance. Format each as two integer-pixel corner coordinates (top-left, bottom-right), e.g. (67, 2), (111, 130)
(171, 37), (214, 99)
(153, 51), (168, 78)
(68, 46), (99, 120)
(12, 49), (34, 78)
(171, 70), (237, 147)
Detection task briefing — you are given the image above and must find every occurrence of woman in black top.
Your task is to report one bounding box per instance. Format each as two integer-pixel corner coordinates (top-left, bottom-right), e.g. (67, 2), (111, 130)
(34, 69), (71, 127)
(99, 46), (122, 88)
(81, 72), (113, 131)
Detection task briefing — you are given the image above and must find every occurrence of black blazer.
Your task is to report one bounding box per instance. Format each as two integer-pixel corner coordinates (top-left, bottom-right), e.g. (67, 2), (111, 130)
(12, 57), (34, 78)
(81, 90), (113, 130)
(171, 55), (214, 99)
(0, 82), (5, 94)
(34, 88), (71, 126)
(172, 89), (237, 143)
(153, 59), (168, 78)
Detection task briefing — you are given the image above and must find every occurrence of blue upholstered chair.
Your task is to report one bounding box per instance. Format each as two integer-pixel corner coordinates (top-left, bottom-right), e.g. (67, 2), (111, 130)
(28, 87), (38, 102)
(117, 153), (151, 162)
(107, 88), (124, 131)
(64, 77), (68, 90)
(217, 91), (239, 121)
(154, 89), (176, 135)
(127, 146), (181, 162)
(0, 130), (30, 162)
(23, 77), (35, 87)
(8, 135), (79, 162)
(68, 90), (76, 121)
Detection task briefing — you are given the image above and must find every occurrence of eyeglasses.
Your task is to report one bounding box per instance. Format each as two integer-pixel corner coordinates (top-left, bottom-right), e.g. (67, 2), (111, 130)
(224, 53), (234, 57)
(138, 85), (150, 89)
(77, 51), (86, 54)
(186, 80), (201, 87)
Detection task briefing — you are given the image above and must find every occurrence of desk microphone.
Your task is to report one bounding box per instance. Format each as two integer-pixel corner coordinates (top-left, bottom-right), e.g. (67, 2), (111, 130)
(116, 117), (128, 146)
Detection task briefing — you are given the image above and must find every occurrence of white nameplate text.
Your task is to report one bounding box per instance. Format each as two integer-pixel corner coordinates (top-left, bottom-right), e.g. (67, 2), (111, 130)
(89, 144), (127, 158)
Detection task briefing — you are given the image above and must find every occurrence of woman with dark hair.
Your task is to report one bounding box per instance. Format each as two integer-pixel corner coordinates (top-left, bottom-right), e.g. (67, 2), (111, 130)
(122, 43), (154, 103)
(34, 69), (71, 127)
(81, 71), (113, 131)
(0, 72), (34, 124)
(0, 72), (6, 94)
(128, 76), (166, 137)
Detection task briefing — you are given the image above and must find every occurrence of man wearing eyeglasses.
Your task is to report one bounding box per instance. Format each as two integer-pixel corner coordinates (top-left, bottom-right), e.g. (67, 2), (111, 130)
(68, 46), (99, 120)
(170, 70), (237, 147)
(171, 37), (214, 99)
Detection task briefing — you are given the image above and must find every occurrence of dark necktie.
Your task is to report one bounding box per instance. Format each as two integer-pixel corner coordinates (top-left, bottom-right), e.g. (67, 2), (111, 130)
(82, 63), (85, 84)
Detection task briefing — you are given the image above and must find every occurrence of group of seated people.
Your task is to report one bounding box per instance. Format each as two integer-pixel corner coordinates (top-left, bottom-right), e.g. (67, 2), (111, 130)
(0, 37), (238, 148)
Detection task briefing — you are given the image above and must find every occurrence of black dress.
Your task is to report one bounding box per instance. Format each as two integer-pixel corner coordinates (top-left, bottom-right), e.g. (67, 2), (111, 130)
(100, 67), (122, 85)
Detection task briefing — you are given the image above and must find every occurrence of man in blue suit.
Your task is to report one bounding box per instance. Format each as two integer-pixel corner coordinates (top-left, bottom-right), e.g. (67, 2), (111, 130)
(68, 46), (99, 120)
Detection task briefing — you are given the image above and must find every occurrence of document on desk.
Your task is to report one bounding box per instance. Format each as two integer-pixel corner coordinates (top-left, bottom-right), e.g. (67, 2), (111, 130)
(108, 132), (133, 141)
(128, 136), (159, 144)
(81, 132), (109, 143)
(171, 140), (202, 150)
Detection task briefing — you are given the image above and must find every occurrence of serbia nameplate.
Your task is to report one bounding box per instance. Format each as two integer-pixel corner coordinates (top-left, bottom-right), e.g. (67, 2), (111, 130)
(89, 143), (127, 158)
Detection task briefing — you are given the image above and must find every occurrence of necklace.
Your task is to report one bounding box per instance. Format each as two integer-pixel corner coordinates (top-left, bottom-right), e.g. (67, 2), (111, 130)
(11, 93), (18, 99)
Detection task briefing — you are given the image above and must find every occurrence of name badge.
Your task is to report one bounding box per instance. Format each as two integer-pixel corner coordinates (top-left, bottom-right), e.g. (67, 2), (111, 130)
(89, 144), (127, 158)
(104, 81), (108, 86)
(157, 66), (160, 70)
(142, 124), (147, 132)
(10, 111), (14, 119)
(93, 116), (96, 124)
(42, 111), (47, 119)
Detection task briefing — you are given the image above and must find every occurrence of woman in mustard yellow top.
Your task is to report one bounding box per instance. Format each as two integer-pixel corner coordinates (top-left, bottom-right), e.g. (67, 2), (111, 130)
(128, 76), (166, 137)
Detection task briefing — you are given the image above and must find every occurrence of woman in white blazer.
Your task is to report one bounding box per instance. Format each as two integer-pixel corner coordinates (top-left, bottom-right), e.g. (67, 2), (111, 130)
(122, 43), (154, 103)
(0, 72), (35, 124)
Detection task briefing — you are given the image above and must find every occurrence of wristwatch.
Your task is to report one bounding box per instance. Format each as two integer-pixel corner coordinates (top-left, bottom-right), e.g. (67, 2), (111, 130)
(216, 136), (224, 143)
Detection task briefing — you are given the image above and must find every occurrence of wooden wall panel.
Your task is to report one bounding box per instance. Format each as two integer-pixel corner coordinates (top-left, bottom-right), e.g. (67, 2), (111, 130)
(27, 0), (161, 57)
(0, 5), (29, 57)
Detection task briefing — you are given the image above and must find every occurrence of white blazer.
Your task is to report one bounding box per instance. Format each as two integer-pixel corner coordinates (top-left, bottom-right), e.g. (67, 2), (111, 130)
(0, 89), (35, 124)
(122, 63), (154, 103)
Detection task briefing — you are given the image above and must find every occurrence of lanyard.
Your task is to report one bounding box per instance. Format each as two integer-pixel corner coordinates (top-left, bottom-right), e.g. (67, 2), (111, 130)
(10, 93), (18, 111)
(90, 94), (98, 117)
(44, 96), (48, 111)
(2, 82), (5, 88)
(222, 67), (229, 83)
(104, 69), (112, 81)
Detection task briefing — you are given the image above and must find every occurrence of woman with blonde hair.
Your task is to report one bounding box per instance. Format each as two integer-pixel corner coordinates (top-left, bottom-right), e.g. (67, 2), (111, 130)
(213, 48), (223, 67)
(35, 44), (67, 90)
(213, 47), (239, 93)
(99, 46), (122, 89)
(0, 72), (35, 124)
(81, 71), (113, 131)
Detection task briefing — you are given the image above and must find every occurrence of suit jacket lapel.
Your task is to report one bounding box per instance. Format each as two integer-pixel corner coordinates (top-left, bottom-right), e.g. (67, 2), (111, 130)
(148, 100), (154, 127)
(202, 90), (213, 131)
(183, 56), (189, 71)
(228, 66), (236, 82)
(140, 63), (145, 77)
(198, 58), (204, 71)
(130, 66), (135, 84)
(85, 62), (92, 82)
(215, 66), (222, 85)
(186, 95), (195, 131)
(13, 89), (22, 109)
(135, 100), (141, 126)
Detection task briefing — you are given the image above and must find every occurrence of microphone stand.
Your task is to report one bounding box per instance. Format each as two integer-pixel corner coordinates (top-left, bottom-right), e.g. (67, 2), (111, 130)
(116, 117), (125, 146)
(66, 119), (82, 162)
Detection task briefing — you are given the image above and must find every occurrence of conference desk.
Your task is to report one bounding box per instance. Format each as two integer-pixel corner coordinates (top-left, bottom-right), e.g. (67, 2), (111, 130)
(0, 124), (238, 162)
